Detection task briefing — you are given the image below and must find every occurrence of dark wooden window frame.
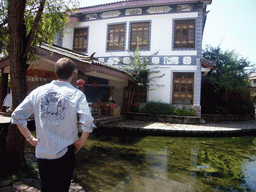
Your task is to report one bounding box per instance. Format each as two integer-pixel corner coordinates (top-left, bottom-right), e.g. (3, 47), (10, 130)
(73, 28), (88, 53)
(174, 19), (195, 49)
(129, 22), (150, 51)
(107, 23), (126, 51)
(172, 72), (194, 105)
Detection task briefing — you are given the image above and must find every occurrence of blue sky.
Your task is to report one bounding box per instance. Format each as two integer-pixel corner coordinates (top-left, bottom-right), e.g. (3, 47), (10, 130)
(79, 0), (256, 64)
(203, 0), (256, 64)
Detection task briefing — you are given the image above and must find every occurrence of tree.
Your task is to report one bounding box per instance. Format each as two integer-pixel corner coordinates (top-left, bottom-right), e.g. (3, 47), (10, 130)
(201, 45), (254, 115)
(203, 45), (250, 92)
(0, 0), (78, 176)
(118, 40), (164, 111)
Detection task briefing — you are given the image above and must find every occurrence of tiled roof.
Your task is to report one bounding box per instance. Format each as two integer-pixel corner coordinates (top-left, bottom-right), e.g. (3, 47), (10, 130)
(40, 43), (123, 72)
(39, 44), (133, 80)
(78, 0), (212, 13)
(41, 43), (96, 63)
(201, 57), (216, 69)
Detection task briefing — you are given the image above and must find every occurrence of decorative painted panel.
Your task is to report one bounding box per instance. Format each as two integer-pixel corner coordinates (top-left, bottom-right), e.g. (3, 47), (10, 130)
(80, 3), (202, 22)
(146, 6), (172, 14)
(100, 11), (122, 18)
(176, 4), (194, 12)
(100, 55), (196, 66)
(85, 14), (97, 20)
(164, 57), (179, 65)
(125, 8), (142, 15)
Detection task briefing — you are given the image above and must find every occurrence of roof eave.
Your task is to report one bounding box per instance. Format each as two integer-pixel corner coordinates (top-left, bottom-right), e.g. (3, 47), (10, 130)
(75, 0), (212, 15)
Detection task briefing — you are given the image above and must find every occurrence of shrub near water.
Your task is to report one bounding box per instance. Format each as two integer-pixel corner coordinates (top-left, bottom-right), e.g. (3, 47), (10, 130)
(140, 101), (196, 116)
(174, 108), (196, 116)
(140, 101), (174, 115)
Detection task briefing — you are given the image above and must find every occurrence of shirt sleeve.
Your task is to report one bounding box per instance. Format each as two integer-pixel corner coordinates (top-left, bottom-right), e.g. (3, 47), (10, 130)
(10, 96), (34, 128)
(77, 93), (95, 133)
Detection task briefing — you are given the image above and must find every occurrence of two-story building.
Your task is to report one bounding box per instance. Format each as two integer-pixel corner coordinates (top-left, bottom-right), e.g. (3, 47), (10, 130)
(60, 0), (212, 115)
(0, 0), (212, 116)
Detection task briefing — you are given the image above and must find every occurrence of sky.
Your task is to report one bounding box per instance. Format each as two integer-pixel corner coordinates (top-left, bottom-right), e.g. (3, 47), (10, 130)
(79, 0), (256, 64)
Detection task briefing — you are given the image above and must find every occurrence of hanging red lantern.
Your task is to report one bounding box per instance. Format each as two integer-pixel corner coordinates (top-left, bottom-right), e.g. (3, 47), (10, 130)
(76, 79), (85, 87)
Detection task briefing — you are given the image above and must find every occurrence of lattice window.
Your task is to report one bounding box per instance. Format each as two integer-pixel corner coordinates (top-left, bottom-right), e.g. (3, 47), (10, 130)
(174, 20), (195, 49)
(73, 28), (88, 52)
(130, 22), (150, 51)
(107, 23), (126, 51)
(173, 72), (194, 104)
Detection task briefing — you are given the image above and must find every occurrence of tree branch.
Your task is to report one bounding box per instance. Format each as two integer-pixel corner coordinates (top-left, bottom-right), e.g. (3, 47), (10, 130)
(23, 0), (46, 58)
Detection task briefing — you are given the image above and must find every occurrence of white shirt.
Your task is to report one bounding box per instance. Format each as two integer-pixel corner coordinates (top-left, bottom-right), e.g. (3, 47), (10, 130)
(11, 80), (95, 159)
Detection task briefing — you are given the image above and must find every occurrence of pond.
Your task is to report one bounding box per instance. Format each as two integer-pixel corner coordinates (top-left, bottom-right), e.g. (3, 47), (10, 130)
(74, 133), (256, 192)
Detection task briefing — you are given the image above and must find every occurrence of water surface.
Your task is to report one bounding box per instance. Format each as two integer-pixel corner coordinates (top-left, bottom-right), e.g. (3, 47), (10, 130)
(75, 134), (256, 192)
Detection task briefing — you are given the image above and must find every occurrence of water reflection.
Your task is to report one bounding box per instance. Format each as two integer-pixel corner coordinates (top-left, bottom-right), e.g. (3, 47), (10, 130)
(244, 160), (256, 190)
(75, 135), (256, 192)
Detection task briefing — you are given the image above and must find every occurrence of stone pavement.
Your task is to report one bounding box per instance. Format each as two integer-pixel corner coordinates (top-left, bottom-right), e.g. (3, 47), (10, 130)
(2, 113), (256, 135)
(101, 118), (256, 135)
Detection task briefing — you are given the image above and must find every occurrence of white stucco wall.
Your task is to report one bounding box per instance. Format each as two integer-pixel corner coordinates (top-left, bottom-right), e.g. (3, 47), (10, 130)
(148, 67), (171, 103)
(62, 9), (203, 111)
(63, 12), (198, 58)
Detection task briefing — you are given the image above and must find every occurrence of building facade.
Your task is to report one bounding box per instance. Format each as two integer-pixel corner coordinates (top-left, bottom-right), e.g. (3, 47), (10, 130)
(61, 0), (212, 115)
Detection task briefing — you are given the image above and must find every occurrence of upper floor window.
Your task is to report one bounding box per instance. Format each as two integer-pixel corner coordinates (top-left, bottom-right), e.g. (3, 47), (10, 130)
(174, 20), (195, 49)
(172, 72), (194, 105)
(107, 23), (126, 51)
(130, 22), (150, 51)
(73, 28), (88, 53)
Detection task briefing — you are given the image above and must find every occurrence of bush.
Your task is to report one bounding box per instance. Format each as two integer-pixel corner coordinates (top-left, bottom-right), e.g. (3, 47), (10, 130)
(174, 108), (196, 116)
(139, 101), (196, 116)
(139, 101), (174, 115)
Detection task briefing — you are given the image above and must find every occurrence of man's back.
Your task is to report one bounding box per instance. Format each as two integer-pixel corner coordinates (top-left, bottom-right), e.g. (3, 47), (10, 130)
(12, 80), (93, 159)
(11, 57), (94, 191)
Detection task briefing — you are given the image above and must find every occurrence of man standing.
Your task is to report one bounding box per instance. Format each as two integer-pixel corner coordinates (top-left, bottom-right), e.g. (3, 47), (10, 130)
(11, 57), (94, 191)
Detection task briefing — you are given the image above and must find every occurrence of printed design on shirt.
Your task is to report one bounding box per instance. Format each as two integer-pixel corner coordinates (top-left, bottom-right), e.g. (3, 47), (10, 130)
(40, 92), (68, 121)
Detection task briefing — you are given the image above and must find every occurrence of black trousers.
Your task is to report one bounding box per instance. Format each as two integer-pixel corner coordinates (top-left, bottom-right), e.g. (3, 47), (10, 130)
(37, 145), (76, 192)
